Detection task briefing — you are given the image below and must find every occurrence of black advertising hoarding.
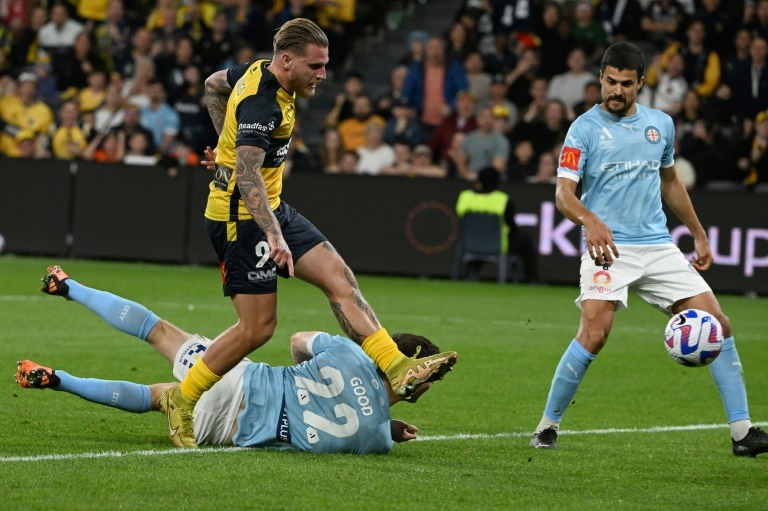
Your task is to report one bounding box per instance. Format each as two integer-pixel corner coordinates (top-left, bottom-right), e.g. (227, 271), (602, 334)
(0, 158), (765, 294)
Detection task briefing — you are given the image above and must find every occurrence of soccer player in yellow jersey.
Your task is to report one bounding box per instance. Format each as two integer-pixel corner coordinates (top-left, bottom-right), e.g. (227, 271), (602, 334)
(162, 18), (458, 448)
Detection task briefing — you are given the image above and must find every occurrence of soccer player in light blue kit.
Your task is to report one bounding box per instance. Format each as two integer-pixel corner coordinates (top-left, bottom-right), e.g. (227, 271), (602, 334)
(16, 266), (439, 453)
(530, 42), (768, 457)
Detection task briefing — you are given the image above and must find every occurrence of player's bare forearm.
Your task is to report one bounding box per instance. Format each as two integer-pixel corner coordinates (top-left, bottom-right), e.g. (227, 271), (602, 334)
(660, 166), (706, 239)
(557, 177), (618, 262)
(555, 177), (595, 227)
(205, 69), (232, 136)
(236, 146), (281, 237)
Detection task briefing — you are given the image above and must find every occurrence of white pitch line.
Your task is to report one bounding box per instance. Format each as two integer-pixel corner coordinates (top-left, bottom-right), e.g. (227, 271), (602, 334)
(2, 422), (765, 463)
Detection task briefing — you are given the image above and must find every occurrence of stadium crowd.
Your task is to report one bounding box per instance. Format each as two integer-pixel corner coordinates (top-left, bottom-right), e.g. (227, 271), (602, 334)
(1, 0), (767, 190)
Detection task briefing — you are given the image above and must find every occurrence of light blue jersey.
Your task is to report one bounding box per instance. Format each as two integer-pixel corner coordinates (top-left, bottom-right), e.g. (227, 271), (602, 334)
(556, 104), (675, 245)
(232, 333), (392, 454)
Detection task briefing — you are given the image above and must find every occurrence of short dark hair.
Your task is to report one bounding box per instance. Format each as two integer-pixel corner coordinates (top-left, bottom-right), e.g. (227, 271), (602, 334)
(600, 42), (644, 79)
(392, 333), (440, 358)
(477, 167), (500, 193)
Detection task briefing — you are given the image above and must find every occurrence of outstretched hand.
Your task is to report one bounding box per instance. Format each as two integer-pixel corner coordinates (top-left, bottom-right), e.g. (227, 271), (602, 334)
(391, 419), (419, 443)
(200, 146), (217, 171)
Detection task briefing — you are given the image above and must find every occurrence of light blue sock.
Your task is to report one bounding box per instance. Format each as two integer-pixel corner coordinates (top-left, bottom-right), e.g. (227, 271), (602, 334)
(543, 339), (596, 421)
(709, 336), (750, 423)
(66, 280), (160, 340)
(54, 370), (151, 413)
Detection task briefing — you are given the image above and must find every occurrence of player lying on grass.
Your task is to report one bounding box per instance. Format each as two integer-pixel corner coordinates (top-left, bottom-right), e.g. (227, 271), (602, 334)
(15, 266), (448, 453)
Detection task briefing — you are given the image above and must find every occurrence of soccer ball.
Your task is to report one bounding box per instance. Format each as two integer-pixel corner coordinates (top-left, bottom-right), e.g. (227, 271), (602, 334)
(664, 309), (723, 367)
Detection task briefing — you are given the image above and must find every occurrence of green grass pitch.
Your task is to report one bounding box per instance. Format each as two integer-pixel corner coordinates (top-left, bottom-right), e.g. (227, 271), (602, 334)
(1, 256), (767, 510)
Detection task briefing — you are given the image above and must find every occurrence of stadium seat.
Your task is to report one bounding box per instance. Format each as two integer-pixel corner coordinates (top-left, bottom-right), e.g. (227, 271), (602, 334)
(451, 213), (519, 284)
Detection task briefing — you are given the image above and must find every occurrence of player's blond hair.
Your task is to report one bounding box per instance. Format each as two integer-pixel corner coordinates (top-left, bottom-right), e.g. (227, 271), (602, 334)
(273, 18), (328, 55)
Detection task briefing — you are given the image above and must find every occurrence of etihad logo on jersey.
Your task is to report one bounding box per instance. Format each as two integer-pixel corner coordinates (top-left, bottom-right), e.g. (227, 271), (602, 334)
(238, 121), (275, 133)
(560, 146), (581, 171)
(600, 160), (660, 172)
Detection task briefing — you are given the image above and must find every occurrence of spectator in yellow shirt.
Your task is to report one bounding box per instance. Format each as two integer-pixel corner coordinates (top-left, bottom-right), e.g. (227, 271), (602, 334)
(52, 101), (88, 160)
(337, 94), (385, 150)
(0, 72), (53, 157)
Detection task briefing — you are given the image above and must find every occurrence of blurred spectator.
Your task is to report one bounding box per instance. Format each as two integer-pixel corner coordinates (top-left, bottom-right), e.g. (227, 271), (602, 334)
(229, 0), (270, 53)
(376, 65), (409, 118)
(356, 121), (395, 175)
(55, 32), (108, 96)
(429, 90), (477, 164)
(384, 143), (446, 178)
(490, 0), (536, 37)
(76, 0), (110, 29)
(2, 7), (49, 75)
(482, 33), (517, 77)
(8, 130), (43, 158)
(84, 129), (125, 163)
(283, 121), (318, 175)
(455, 166), (538, 282)
(325, 71), (365, 127)
(115, 27), (153, 79)
(314, 0), (356, 76)
(115, 103), (156, 154)
(0, 72), (53, 157)
(571, 0), (608, 65)
(675, 89), (702, 139)
(515, 99), (569, 157)
(445, 131), (470, 179)
(123, 131), (158, 165)
(75, 69), (108, 117)
(160, 135), (200, 177)
(748, 0), (768, 42)
(459, 105), (510, 176)
(331, 149), (360, 174)
(491, 105), (513, 139)
(735, 110), (768, 186)
(641, 0), (687, 49)
(173, 65), (209, 153)
(196, 10), (236, 78)
(732, 36), (768, 123)
(526, 151), (558, 184)
(640, 53), (688, 116)
(383, 98), (421, 148)
(122, 56), (155, 109)
(573, 81), (601, 118)
(276, 0), (318, 27)
(337, 94), (385, 150)
(38, 3), (84, 58)
(721, 27), (752, 88)
(505, 48), (540, 108)
(399, 30), (427, 67)
(51, 100), (87, 160)
(519, 76), (549, 125)
(140, 79), (180, 156)
(506, 139), (536, 182)
(547, 47), (598, 109)
(94, 0), (132, 74)
(699, 0), (733, 56)
(319, 128), (343, 172)
(537, 2), (571, 79)
(480, 75), (518, 129)
(647, 18), (720, 98)
(150, 4), (184, 59)
(156, 36), (198, 104)
(464, 51), (492, 106)
(94, 82), (125, 132)
(445, 21), (475, 64)
(679, 118), (732, 187)
(673, 138), (696, 189)
(597, 0), (645, 42)
(379, 142), (413, 176)
(403, 36), (469, 140)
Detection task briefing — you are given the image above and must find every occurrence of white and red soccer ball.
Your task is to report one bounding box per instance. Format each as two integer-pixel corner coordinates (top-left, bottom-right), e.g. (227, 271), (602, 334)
(664, 309), (724, 367)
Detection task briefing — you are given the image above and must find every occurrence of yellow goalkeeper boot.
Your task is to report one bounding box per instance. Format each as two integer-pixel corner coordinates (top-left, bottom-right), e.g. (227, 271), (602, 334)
(157, 385), (198, 448)
(387, 351), (458, 399)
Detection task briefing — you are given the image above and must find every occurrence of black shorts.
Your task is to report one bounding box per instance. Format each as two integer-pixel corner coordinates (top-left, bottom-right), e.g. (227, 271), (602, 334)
(205, 201), (327, 296)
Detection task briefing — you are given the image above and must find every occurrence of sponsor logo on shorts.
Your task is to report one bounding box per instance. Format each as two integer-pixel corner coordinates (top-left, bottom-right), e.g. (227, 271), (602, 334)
(593, 270), (611, 285)
(247, 267), (277, 282)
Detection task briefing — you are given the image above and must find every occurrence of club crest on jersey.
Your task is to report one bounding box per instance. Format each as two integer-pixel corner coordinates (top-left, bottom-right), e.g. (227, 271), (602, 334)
(645, 126), (661, 144)
(560, 146), (581, 171)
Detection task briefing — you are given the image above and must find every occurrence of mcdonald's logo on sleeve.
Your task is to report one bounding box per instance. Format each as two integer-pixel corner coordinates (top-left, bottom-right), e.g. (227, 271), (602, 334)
(560, 146), (581, 171)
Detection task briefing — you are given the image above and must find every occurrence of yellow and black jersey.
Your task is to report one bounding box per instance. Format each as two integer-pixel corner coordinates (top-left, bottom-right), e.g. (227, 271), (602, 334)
(206, 59), (296, 222)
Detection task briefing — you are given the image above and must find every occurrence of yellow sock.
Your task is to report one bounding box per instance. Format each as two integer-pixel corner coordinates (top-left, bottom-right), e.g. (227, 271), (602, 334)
(179, 358), (222, 403)
(361, 327), (407, 377)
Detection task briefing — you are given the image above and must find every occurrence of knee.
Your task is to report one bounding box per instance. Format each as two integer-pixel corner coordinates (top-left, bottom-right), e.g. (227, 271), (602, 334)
(578, 327), (609, 354)
(715, 312), (732, 337)
(238, 317), (277, 349)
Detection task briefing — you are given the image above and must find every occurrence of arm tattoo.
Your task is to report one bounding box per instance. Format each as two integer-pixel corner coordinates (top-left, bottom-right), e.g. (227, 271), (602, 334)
(236, 146), (280, 236)
(205, 70), (232, 136)
(344, 266), (380, 327)
(330, 302), (366, 342)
